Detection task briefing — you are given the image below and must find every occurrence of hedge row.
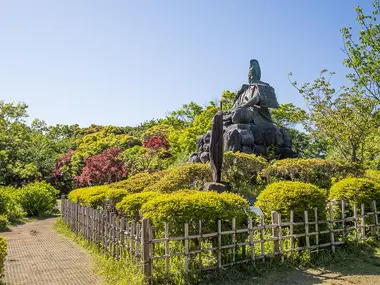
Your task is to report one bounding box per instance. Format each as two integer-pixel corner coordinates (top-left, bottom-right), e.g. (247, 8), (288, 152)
(0, 181), (59, 229)
(0, 236), (7, 277)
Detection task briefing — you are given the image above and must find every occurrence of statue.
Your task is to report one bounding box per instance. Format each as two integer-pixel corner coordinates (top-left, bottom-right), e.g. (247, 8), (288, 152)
(189, 59), (297, 164)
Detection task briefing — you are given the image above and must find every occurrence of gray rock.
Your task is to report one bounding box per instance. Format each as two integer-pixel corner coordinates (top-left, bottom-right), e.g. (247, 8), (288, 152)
(224, 128), (241, 152)
(188, 153), (201, 163)
(253, 145), (267, 155)
(203, 182), (227, 193)
(200, 152), (210, 163)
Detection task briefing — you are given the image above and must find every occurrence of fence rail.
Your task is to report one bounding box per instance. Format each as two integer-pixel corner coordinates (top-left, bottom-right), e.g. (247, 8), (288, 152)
(61, 199), (380, 283)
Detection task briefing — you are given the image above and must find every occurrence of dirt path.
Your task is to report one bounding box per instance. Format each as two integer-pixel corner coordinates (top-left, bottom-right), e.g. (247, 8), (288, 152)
(1, 218), (101, 285)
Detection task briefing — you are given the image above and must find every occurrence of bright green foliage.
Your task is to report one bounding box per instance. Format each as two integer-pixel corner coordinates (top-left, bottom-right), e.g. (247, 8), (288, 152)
(0, 186), (25, 222)
(222, 152), (268, 194)
(0, 216), (7, 231)
(270, 103), (307, 129)
(256, 181), (327, 221)
(116, 192), (161, 221)
(0, 236), (7, 276)
(364, 169), (380, 184)
(104, 189), (129, 206)
(259, 158), (361, 189)
(141, 190), (250, 235)
(17, 181), (59, 216)
(143, 163), (212, 193)
(219, 90), (236, 111)
(109, 171), (168, 193)
(329, 177), (380, 206)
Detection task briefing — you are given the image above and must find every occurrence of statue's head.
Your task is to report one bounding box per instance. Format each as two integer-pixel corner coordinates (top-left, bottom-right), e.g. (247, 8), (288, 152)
(248, 59), (261, 83)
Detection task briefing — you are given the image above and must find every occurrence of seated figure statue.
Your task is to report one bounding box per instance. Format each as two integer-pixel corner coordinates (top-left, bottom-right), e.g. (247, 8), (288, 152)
(225, 59), (279, 126)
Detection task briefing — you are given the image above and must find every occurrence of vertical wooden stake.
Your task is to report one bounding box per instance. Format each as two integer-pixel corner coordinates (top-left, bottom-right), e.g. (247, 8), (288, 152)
(141, 219), (152, 283)
(232, 218), (236, 263)
(248, 217), (255, 261)
(304, 210), (310, 253)
(341, 200), (346, 241)
(353, 204), (358, 242)
(314, 208), (319, 251)
(165, 223), (170, 273)
(361, 203), (366, 240)
(329, 204), (335, 253)
(184, 223), (189, 276)
(271, 211), (280, 256)
(217, 220), (222, 269)
(290, 211), (294, 251)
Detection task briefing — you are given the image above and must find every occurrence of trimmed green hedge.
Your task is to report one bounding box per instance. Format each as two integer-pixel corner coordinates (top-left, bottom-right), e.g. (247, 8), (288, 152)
(109, 170), (168, 193)
(0, 236), (7, 277)
(328, 177), (380, 206)
(116, 192), (161, 221)
(140, 190), (249, 235)
(143, 163), (212, 193)
(222, 151), (268, 194)
(255, 181), (327, 221)
(364, 170), (380, 184)
(259, 158), (361, 189)
(17, 181), (59, 217)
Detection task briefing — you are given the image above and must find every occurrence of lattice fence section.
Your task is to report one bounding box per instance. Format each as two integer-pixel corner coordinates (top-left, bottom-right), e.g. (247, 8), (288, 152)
(61, 199), (380, 282)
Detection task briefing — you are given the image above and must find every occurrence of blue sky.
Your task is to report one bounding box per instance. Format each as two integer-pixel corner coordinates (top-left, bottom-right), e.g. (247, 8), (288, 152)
(0, 0), (374, 127)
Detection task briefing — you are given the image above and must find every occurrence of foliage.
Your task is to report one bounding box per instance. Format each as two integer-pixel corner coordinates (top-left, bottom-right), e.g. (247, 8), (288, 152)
(259, 158), (362, 189)
(143, 135), (170, 151)
(255, 181), (327, 221)
(75, 148), (127, 187)
(116, 192), (161, 221)
(341, 1), (380, 103)
(270, 103), (307, 129)
(0, 236), (7, 277)
(143, 163), (212, 193)
(328, 177), (380, 206)
(69, 185), (111, 208)
(17, 181), (59, 217)
(0, 186), (25, 222)
(0, 216), (7, 231)
(109, 170), (168, 193)
(140, 190), (250, 235)
(365, 169), (380, 183)
(222, 151), (268, 194)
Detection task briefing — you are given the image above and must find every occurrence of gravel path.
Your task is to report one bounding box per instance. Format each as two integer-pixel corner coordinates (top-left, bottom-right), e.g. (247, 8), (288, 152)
(1, 218), (101, 285)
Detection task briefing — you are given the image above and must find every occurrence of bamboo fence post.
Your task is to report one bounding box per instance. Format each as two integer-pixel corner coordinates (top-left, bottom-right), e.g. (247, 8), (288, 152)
(329, 204), (335, 253)
(304, 210), (310, 253)
(314, 208), (319, 251)
(141, 219), (152, 283)
(361, 204), (366, 240)
(260, 215), (265, 260)
(353, 204), (358, 242)
(372, 200), (379, 239)
(217, 220), (222, 269)
(184, 223), (189, 277)
(341, 200), (346, 241)
(248, 217), (255, 262)
(119, 217), (125, 258)
(290, 211), (294, 251)
(165, 223), (170, 273)
(271, 211), (280, 256)
(232, 218), (236, 263)
(135, 222), (141, 271)
(198, 220), (202, 271)
(277, 212), (284, 263)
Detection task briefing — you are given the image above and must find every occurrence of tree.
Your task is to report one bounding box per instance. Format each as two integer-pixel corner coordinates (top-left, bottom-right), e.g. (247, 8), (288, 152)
(75, 148), (127, 186)
(341, 0), (380, 102)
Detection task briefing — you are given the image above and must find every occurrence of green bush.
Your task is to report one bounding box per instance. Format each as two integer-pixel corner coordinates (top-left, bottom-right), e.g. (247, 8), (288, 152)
(116, 192), (162, 221)
(328, 177), (380, 207)
(109, 170), (168, 193)
(259, 158), (361, 189)
(255, 181), (327, 221)
(68, 185), (128, 209)
(17, 181), (59, 217)
(222, 151), (268, 194)
(143, 163), (212, 193)
(0, 236), (6, 277)
(140, 190), (250, 235)
(364, 169), (380, 184)
(0, 216), (7, 231)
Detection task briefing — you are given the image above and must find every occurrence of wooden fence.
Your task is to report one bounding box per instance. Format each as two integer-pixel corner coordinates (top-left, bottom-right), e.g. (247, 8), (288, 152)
(61, 199), (380, 283)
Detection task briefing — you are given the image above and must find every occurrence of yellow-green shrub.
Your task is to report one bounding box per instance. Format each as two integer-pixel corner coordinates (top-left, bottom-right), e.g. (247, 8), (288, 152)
(364, 170), (380, 184)
(143, 163), (212, 193)
(222, 151), (268, 194)
(140, 190), (250, 235)
(328, 177), (380, 206)
(116, 192), (162, 220)
(0, 186), (25, 222)
(255, 181), (327, 221)
(109, 170), (168, 193)
(259, 158), (361, 189)
(0, 216), (7, 231)
(17, 181), (59, 217)
(0, 236), (6, 277)
(68, 185), (128, 208)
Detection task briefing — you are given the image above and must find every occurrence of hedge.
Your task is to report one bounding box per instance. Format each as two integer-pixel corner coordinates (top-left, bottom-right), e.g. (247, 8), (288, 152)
(143, 163), (212, 193)
(17, 181), (59, 217)
(109, 170), (168, 193)
(68, 185), (128, 209)
(222, 151), (268, 194)
(140, 190), (250, 235)
(116, 192), (162, 221)
(259, 158), (361, 189)
(0, 186), (24, 222)
(255, 181), (327, 221)
(0, 236), (6, 277)
(364, 170), (380, 184)
(328, 177), (380, 207)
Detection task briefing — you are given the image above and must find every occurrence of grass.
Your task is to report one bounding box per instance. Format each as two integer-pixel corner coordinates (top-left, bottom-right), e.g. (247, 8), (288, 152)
(54, 218), (146, 285)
